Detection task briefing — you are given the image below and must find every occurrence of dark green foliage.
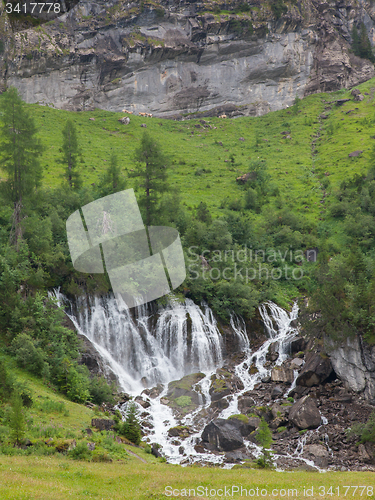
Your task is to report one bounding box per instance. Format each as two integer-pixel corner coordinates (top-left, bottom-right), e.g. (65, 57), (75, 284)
(348, 412), (375, 444)
(8, 391), (25, 445)
(96, 152), (126, 198)
(115, 402), (141, 445)
(61, 119), (82, 189)
(68, 441), (92, 460)
(130, 131), (170, 226)
(89, 376), (115, 405)
(352, 23), (375, 62)
(255, 417), (273, 468)
(0, 87), (44, 206)
(196, 201), (212, 225)
(270, 0), (287, 19)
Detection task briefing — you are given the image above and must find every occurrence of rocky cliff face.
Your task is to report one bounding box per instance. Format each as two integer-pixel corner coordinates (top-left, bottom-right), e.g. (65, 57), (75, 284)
(329, 335), (375, 403)
(0, 0), (374, 116)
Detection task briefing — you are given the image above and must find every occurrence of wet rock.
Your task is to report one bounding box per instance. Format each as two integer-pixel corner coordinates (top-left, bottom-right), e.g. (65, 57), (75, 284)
(266, 342), (279, 362)
(168, 426), (191, 438)
(271, 366), (294, 384)
(296, 352), (333, 387)
(303, 444), (329, 468)
(135, 396), (151, 409)
(143, 384), (163, 399)
(91, 418), (115, 431)
(167, 372), (205, 414)
(271, 386), (284, 399)
(291, 358), (304, 369)
(289, 396), (322, 430)
(262, 375), (271, 383)
(151, 444), (163, 458)
(290, 337), (307, 353)
(238, 396), (255, 413)
(209, 398), (229, 411)
(201, 419), (244, 452)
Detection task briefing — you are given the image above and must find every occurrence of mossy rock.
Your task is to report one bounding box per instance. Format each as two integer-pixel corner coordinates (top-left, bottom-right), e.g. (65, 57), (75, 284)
(228, 414), (249, 423)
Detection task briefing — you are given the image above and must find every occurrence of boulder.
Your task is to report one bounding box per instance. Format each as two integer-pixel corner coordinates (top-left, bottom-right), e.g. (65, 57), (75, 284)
(328, 336), (375, 400)
(91, 418), (115, 431)
(266, 342), (279, 362)
(237, 396), (255, 413)
(201, 419), (244, 452)
(151, 444), (163, 458)
(289, 396), (321, 430)
(290, 337), (306, 353)
(167, 372), (205, 413)
(271, 366), (294, 384)
(296, 352), (333, 387)
(271, 386), (283, 399)
(303, 444), (329, 468)
(291, 358), (304, 369)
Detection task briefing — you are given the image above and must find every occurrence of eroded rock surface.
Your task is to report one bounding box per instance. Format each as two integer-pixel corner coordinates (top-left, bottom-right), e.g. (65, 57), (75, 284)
(0, 0), (374, 116)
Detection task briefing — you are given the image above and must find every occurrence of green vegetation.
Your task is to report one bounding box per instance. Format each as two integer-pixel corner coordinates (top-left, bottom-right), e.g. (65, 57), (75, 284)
(352, 23), (375, 63)
(228, 413), (248, 423)
(348, 411), (375, 444)
(255, 417), (273, 468)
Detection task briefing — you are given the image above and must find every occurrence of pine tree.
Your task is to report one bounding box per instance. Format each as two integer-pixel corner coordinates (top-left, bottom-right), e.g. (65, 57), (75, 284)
(352, 25), (360, 56)
(61, 119), (82, 189)
(0, 87), (44, 248)
(359, 23), (374, 62)
(118, 401), (141, 444)
(0, 358), (7, 402)
(196, 201), (212, 225)
(256, 417), (273, 468)
(130, 132), (170, 226)
(96, 152), (126, 197)
(9, 391), (25, 446)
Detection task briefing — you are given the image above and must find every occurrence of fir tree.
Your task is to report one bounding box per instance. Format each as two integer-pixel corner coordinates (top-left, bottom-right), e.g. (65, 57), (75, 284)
(0, 87), (44, 248)
(130, 132), (170, 226)
(96, 152), (126, 197)
(256, 417), (273, 468)
(61, 119), (82, 189)
(196, 201), (212, 225)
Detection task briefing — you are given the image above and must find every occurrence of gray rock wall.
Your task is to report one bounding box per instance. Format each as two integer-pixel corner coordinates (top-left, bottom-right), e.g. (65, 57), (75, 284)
(1, 0), (375, 116)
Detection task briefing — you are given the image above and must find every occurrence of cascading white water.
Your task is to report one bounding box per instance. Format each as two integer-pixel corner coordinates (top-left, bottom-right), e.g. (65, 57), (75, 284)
(53, 291), (225, 394)
(53, 290), (331, 469)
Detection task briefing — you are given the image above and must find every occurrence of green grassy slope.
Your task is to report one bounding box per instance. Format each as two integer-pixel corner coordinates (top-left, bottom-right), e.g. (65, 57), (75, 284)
(2, 79), (372, 227)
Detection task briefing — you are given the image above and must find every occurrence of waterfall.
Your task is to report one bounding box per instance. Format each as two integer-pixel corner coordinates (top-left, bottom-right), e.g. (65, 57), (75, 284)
(53, 291), (225, 394)
(54, 290), (326, 468)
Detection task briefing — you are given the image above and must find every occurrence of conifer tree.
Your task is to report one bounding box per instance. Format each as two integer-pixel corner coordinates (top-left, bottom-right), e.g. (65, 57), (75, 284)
(130, 132), (170, 226)
(0, 87), (44, 248)
(96, 152), (126, 197)
(61, 119), (82, 189)
(256, 417), (273, 468)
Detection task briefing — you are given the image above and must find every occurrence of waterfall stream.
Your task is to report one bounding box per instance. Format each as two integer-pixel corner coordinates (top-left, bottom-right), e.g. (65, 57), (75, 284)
(53, 291), (329, 469)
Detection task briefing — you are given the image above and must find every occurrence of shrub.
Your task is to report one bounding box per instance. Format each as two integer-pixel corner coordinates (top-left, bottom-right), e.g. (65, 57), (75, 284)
(89, 376), (115, 406)
(68, 441), (92, 461)
(347, 412), (375, 444)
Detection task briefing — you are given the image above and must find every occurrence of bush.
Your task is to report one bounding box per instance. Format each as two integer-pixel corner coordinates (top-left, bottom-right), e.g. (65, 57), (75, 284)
(89, 376), (115, 406)
(348, 412), (375, 444)
(11, 333), (48, 377)
(68, 441), (92, 461)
